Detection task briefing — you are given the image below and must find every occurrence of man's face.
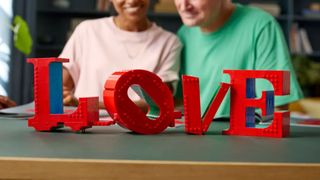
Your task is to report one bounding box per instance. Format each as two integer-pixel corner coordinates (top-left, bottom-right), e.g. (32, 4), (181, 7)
(174, 0), (223, 27)
(112, 0), (149, 22)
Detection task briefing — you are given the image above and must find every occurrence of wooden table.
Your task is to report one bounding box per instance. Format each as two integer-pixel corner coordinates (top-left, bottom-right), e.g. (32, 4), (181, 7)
(0, 118), (320, 179)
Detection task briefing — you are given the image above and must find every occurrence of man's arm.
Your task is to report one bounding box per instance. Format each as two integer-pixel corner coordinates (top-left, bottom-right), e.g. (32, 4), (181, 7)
(255, 19), (303, 108)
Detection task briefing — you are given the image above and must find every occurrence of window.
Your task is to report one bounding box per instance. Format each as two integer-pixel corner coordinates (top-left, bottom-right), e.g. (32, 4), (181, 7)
(0, 0), (12, 96)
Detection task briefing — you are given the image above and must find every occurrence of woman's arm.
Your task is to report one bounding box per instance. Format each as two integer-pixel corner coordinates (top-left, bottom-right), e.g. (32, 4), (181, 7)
(0, 95), (16, 109)
(62, 67), (78, 106)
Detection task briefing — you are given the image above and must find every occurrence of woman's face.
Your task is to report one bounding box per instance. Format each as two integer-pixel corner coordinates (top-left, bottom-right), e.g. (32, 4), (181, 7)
(112, 0), (149, 23)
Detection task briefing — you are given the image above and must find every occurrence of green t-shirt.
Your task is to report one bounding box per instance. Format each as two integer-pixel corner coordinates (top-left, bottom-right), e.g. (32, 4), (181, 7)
(176, 4), (303, 118)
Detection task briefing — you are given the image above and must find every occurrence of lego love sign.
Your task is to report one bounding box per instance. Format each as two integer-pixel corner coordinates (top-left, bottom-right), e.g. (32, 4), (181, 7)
(28, 58), (290, 138)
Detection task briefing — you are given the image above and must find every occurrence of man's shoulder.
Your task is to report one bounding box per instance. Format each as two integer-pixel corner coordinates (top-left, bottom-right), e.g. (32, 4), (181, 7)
(236, 4), (275, 24)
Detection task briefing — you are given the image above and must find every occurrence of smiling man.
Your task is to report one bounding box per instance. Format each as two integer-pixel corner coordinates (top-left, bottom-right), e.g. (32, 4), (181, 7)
(174, 0), (303, 118)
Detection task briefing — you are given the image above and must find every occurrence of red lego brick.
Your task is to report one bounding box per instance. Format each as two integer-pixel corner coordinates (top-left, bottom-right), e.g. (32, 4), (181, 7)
(103, 69), (180, 134)
(28, 58), (114, 132)
(182, 75), (230, 135)
(223, 70), (290, 138)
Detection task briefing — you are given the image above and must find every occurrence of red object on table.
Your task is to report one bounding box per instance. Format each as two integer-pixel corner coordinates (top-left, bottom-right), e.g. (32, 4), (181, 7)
(182, 75), (230, 135)
(28, 57), (114, 132)
(223, 70), (290, 138)
(103, 70), (180, 134)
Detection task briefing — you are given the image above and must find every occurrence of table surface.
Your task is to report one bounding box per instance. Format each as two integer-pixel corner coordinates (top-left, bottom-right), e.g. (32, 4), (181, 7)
(1, 117), (320, 163)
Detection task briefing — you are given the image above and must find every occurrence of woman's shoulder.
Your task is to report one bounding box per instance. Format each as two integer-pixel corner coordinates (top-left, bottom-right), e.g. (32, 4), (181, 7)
(151, 23), (180, 41)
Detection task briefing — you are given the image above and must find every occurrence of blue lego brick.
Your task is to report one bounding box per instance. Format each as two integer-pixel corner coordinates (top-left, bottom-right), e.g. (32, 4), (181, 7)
(265, 90), (275, 116)
(246, 107), (256, 127)
(49, 62), (63, 114)
(246, 78), (256, 99)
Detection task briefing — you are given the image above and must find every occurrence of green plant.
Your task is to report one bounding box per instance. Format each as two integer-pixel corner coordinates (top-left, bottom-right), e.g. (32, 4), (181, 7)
(292, 55), (320, 96)
(2, 15), (32, 56)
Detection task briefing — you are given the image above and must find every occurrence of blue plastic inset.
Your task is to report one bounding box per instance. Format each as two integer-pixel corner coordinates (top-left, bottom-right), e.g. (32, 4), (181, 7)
(265, 90), (275, 116)
(246, 78), (256, 127)
(49, 62), (63, 114)
(246, 78), (256, 99)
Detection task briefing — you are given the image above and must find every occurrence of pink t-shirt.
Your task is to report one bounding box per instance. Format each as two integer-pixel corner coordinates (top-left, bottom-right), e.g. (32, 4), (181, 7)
(59, 17), (182, 101)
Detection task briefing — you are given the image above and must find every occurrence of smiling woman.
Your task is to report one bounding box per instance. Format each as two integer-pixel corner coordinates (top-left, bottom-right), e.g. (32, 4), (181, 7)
(0, 0), (12, 96)
(112, 0), (150, 31)
(59, 0), (182, 113)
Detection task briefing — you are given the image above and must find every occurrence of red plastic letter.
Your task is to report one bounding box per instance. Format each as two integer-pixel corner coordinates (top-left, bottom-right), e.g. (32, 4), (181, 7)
(182, 75), (230, 135)
(28, 58), (102, 131)
(223, 70), (290, 138)
(103, 70), (178, 134)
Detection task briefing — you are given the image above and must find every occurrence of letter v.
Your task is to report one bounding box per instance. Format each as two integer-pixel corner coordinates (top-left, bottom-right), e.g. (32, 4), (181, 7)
(182, 75), (230, 135)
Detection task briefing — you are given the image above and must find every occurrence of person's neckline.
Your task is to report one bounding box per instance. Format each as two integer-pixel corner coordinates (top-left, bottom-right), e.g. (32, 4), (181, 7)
(111, 17), (154, 34)
(198, 3), (241, 37)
